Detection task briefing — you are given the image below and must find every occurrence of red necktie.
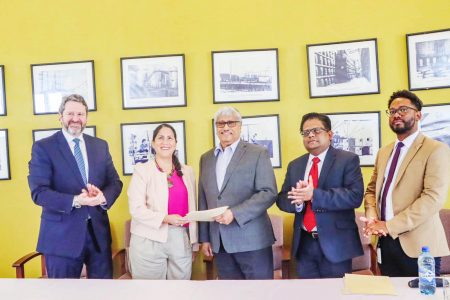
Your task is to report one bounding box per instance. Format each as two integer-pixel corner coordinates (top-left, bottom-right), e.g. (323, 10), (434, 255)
(304, 157), (320, 232)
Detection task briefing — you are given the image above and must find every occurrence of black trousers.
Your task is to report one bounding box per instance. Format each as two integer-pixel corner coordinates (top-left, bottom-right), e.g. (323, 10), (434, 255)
(379, 236), (441, 277)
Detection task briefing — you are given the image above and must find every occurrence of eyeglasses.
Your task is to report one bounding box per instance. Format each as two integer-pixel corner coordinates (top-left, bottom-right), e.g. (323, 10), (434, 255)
(300, 127), (328, 137)
(215, 121), (241, 128)
(386, 106), (418, 117)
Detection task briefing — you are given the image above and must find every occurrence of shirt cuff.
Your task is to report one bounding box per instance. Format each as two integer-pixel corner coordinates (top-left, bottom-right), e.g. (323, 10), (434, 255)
(295, 203), (304, 212)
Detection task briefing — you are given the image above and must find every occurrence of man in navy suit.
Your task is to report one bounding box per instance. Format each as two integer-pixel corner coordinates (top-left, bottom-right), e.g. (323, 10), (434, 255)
(28, 94), (123, 278)
(277, 112), (363, 278)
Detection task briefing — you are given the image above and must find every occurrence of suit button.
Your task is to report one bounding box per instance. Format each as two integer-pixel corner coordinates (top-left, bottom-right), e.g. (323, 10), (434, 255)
(218, 196), (222, 200)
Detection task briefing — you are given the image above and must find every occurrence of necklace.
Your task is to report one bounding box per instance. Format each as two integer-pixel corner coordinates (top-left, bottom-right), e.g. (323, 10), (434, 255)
(155, 159), (175, 188)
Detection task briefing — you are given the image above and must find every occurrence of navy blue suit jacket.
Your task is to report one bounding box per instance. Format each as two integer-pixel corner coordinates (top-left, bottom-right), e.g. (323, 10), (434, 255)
(276, 147), (364, 263)
(28, 131), (123, 258)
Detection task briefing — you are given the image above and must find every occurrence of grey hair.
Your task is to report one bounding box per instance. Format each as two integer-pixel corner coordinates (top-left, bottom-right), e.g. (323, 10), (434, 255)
(58, 94), (89, 115)
(213, 106), (242, 123)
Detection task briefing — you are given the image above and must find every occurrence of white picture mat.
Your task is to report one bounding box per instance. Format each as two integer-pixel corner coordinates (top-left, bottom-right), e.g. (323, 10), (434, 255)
(327, 112), (380, 166)
(32, 61), (95, 114)
(408, 30), (450, 90)
(0, 66), (5, 115)
(33, 127), (96, 142)
(420, 104), (450, 147)
(213, 115), (281, 167)
(0, 130), (9, 179)
(308, 40), (379, 97)
(122, 55), (186, 108)
(213, 50), (279, 102)
(122, 122), (186, 175)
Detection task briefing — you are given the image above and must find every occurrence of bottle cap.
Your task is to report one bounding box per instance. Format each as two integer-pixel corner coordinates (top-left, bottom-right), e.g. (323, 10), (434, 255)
(422, 246), (430, 252)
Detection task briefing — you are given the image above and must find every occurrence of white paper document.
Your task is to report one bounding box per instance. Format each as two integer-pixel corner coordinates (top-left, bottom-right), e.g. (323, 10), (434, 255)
(184, 206), (229, 222)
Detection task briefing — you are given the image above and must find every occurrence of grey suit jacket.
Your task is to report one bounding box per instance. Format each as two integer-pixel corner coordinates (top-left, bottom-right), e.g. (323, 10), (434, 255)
(198, 140), (277, 253)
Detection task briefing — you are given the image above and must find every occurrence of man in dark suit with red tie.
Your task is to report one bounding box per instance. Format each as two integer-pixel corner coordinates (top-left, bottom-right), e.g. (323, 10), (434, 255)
(28, 94), (123, 278)
(277, 112), (364, 278)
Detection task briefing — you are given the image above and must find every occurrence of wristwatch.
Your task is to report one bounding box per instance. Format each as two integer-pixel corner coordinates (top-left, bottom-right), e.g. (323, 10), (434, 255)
(73, 196), (82, 209)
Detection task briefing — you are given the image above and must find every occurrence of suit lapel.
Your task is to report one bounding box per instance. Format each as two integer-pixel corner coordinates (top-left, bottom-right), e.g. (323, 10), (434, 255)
(318, 147), (336, 187)
(375, 143), (394, 198)
(220, 140), (246, 193)
(57, 131), (86, 187)
(394, 134), (424, 187)
(206, 150), (220, 193)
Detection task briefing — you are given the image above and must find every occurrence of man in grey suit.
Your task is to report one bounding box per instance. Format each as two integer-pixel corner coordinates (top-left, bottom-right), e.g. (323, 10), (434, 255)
(198, 106), (278, 279)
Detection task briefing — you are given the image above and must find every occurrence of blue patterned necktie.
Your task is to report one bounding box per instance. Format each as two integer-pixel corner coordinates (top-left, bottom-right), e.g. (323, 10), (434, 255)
(73, 138), (87, 185)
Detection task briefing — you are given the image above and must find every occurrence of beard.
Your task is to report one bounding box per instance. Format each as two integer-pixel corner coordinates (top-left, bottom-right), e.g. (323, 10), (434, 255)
(389, 117), (415, 134)
(64, 122), (85, 136)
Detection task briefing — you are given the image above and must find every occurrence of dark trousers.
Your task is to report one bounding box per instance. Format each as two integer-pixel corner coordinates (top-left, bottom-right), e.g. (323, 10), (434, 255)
(379, 236), (441, 277)
(45, 220), (112, 279)
(296, 230), (352, 279)
(215, 240), (273, 279)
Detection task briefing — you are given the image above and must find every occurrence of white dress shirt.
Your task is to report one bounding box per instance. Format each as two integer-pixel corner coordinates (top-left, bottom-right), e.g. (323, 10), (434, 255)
(381, 130), (419, 221)
(214, 139), (240, 191)
(295, 147), (329, 212)
(62, 129), (89, 182)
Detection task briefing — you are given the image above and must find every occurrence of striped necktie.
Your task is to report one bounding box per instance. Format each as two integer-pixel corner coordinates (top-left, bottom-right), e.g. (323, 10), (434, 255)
(73, 138), (87, 185)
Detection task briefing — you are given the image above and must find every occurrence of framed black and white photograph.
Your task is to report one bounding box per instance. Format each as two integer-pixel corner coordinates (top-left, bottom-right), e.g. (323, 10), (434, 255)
(32, 126), (96, 143)
(421, 103), (450, 146)
(121, 121), (186, 175)
(212, 49), (280, 103)
(0, 65), (6, 116)
(307, 39), (380, 98)
(326, 111), (381, 166)
(31, 60), (96, 115)
(0, 129), (11, 180)
(121, 54), (187, 109)
(407, 28), (450, 90)
(212, 114), (281, 168)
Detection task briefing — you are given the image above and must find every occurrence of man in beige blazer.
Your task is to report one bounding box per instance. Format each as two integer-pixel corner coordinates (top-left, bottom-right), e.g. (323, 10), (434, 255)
(364, 90), (450, 277)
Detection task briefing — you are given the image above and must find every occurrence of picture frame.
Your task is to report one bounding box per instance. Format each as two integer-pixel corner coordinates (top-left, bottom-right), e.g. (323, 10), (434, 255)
(212, 114), (282, 168)
(325, 111), (381, 166)
(421, 103), (450, 147)
(406, 28), (450, 90)
(121, 121), (186, 175)
(31, 60), (96, 115)
(0, 129), (11, 180)
(307, 38), (380, 98)
(0, 65), (6, 116)
(212, 48), (280, 103)
(32, 126), (97, 143)
(121, 54), (187, 109)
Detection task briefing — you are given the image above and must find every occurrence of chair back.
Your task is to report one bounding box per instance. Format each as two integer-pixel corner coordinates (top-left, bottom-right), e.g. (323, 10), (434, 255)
(439, 209), (450, 275)
(269, 214), (284, 271)
(352, 211), (372, 273)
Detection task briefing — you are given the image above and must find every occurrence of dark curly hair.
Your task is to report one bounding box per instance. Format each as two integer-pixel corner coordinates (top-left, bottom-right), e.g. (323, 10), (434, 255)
(388, 90), (423, 111)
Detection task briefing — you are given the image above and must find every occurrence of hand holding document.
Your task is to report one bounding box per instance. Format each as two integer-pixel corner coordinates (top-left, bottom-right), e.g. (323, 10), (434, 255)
(343, 273), (397, 295)
(184, 206), (229, 222)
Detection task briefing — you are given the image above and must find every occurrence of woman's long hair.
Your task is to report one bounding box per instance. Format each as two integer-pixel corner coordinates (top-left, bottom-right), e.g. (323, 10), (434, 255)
(151, 123), (183, 176)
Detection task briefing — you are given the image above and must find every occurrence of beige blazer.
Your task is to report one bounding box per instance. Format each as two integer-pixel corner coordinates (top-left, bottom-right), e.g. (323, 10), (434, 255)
(127, 160), (198, 248)
(364, 133), (450, 257)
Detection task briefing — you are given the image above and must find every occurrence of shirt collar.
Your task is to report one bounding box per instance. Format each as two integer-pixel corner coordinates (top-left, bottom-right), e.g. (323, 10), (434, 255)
(62, 128), (85, 145)
(308, 146), (329, 164)
(214, 139), (240, 157)
(396, 130), (419, 149)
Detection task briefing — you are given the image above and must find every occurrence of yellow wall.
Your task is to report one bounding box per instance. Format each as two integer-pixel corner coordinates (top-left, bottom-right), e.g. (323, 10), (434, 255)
(0, 0), (449, 278)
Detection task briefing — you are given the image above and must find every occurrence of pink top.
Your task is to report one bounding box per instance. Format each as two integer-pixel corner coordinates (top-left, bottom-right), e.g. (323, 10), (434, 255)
(168, 171), (189, 227)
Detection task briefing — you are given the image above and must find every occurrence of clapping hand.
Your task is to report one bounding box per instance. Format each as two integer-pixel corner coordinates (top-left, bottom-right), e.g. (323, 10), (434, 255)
(76, 184), (107, 206)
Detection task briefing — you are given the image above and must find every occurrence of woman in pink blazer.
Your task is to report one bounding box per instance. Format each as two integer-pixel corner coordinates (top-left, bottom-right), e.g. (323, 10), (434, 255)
(128, 124), (198, 279)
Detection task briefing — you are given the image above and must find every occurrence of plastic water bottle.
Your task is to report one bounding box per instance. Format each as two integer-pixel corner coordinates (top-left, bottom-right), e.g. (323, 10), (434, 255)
(418, 246), (436, 295)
